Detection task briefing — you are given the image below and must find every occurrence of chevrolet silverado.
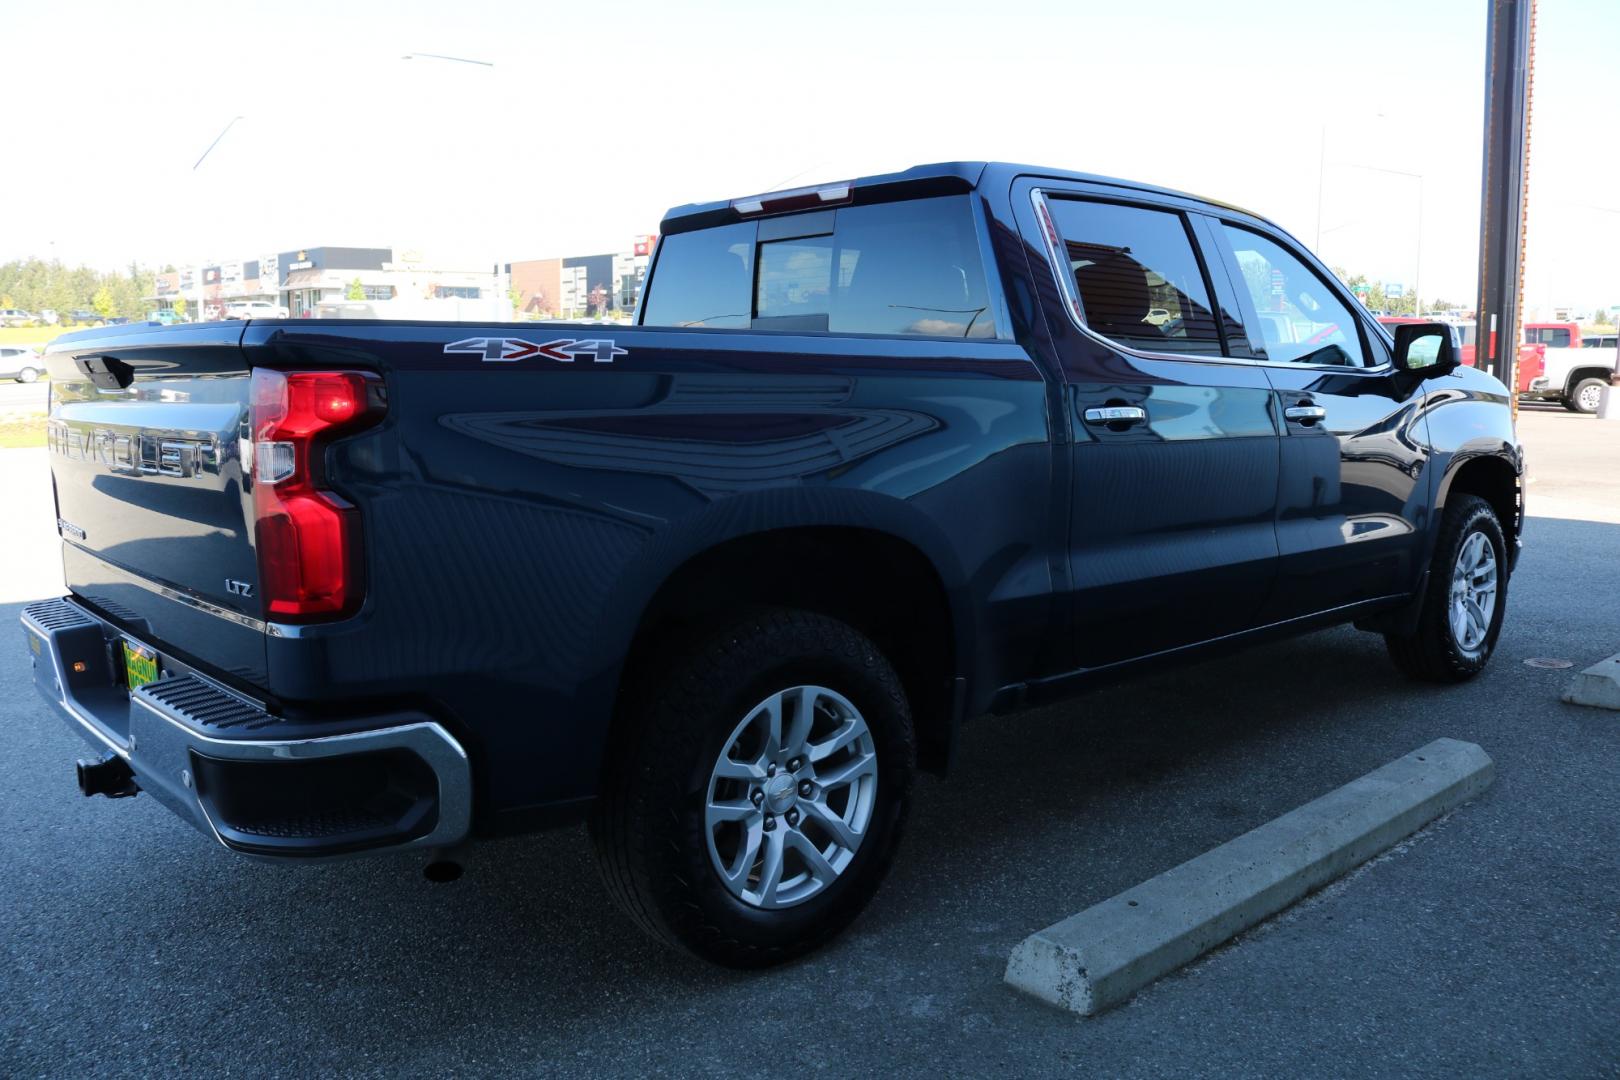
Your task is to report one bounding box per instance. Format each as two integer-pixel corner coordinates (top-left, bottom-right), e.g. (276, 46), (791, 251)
(21, 162), (1522, 967)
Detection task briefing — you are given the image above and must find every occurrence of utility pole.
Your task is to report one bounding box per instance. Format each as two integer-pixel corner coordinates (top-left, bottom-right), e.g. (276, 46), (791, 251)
(191, 116), (244, 323)
(401, 54), (503, 319)
(1474, 0), (1536, 404)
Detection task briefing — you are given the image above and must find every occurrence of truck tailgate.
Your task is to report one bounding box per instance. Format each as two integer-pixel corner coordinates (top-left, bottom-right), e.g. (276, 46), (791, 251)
(44, 322), (268, 685)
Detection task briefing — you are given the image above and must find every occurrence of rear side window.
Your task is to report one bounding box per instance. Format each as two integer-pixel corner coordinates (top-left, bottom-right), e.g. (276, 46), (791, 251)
(642, 195), (994, 339)
(1043, 198), (1223, 354)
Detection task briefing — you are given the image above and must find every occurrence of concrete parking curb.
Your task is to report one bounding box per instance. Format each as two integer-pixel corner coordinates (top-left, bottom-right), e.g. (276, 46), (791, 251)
(1004, 738), (1495, 1016)
(1563, 652), (1620, 710)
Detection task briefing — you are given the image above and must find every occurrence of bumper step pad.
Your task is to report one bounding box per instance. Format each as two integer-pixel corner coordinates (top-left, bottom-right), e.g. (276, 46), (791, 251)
(137, 675), (279, 733)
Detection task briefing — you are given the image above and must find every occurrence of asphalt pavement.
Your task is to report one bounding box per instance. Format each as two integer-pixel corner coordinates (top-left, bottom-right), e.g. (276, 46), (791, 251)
(1, 410), (1617, 1077)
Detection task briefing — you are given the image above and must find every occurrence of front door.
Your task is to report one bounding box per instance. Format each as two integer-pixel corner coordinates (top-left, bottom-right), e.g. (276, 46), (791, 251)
(1209, 220), (1431, 622)
(1026, 188), (1282, 670)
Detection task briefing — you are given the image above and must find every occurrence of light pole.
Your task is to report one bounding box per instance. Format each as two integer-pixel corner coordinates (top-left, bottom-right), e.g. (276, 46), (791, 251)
(401, 53), (504, 319)
(1315, 124), (1327, 252)
(1336, 161), (1424, 316)
(191, 115), (245, 321)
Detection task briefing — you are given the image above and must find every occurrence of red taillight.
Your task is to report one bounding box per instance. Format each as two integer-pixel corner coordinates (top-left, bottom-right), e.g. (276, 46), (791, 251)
(249, 369), (383, 621)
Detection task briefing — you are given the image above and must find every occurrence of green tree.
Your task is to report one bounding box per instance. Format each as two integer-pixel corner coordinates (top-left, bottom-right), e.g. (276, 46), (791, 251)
(92, 285), (117, 319)
(508, 283), (522, 314)
(172, 296), (188, 320)
(346, 277), (365, 300)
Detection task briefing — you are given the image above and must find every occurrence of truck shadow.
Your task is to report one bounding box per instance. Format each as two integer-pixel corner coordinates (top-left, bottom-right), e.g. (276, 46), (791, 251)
(27, 513), (1616, 1055)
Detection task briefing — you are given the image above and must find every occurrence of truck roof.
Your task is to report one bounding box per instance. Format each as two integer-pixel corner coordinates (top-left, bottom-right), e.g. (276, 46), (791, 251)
(659, 160), (1262, 234)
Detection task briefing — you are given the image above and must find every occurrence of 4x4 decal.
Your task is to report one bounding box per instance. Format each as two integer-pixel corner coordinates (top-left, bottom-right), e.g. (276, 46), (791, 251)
(443, 337), (627, 363)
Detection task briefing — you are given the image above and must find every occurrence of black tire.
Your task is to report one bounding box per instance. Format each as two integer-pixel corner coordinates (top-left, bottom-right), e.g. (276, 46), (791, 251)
(1385, 493), (1508, 682)
(17, 367), (39, 384)
(1567, 377), (1607, 415)
(590, 608), (914, 968)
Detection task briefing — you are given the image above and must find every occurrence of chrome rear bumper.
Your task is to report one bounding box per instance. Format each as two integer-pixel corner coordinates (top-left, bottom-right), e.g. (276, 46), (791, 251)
(21, 597), (471, 858)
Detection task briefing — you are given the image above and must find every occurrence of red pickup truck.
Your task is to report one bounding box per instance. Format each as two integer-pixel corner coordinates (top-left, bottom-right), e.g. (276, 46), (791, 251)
(1523, 321), (1582, 349)
(1376, 317), (1543, 394)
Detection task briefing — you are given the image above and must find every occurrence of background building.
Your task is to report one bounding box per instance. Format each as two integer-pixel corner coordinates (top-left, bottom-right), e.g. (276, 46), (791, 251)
(509, 238), (654, 320)
(150, 246), (498, 319)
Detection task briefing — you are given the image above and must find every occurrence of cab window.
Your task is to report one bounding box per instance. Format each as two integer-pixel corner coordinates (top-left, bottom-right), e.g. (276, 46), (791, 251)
(1221, 224), (1368, 367)
(642, 196), (994, 339)
(1043, 198), (1224, 355)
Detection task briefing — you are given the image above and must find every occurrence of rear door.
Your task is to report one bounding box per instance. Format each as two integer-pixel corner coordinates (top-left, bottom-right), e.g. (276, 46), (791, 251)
(1204, 218), (1431, 621)
(1018, 181), (1281, 669)
(44, 322), (269, 684)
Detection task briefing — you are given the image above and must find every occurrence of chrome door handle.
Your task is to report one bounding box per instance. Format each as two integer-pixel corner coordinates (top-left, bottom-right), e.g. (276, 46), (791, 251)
(1284, 405), (1327, 423)
(1083, 406), (1147, 424)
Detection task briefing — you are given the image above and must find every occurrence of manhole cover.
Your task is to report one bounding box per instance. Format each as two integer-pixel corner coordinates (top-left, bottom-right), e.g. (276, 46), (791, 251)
(1524, 657), (1574, 670)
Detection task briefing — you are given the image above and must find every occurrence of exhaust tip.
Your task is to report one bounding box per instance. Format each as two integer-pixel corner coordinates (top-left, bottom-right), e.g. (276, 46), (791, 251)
(424, 859), (463, 884)
(76, 753), (139, 799)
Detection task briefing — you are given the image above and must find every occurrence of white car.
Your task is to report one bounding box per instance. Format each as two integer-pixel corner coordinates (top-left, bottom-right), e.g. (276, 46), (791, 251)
(0, 308), (35, 327)
(222, 300), (290, 320)
(0, 345), (44, 383)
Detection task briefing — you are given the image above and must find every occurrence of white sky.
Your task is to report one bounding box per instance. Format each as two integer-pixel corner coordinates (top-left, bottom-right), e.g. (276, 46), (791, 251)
(2, 0), (1615, 313)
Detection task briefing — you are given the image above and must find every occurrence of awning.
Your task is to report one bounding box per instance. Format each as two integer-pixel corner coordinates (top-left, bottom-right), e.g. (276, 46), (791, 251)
(279, 269), (338, 292)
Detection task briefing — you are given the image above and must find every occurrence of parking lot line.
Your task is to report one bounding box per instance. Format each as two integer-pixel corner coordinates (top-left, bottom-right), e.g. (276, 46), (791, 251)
(1004, 737), (1496, 1016)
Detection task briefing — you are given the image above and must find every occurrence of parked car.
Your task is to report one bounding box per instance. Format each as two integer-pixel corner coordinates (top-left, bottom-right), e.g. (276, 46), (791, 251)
(38, 308), (59, 325)
(1376, 316), (1544, 394)
(0, 345), (44, 382)
(60, 310), (105, 327)
(24, 161), (1522, 968)
(0, 308), (35, 327)
(1582, 333), (1618, 351)
(145, 309), (186, 325)
(222, 299), (290, 320)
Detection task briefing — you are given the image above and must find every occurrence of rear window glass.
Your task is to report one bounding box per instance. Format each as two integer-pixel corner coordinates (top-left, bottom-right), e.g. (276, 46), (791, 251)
(1526, 326), (1571, 348)
(642, 195), (994, 339)
(1044, 198), (1222, 354)
(639, 222), (755, 329)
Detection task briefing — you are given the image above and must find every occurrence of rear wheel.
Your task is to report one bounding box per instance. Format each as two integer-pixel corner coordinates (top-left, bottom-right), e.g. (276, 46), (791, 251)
(17, 367), (39, 384)
(1385, 494), (1508, 682)
(1568, 377), (1607, 415)
(590, 609), (914, 967)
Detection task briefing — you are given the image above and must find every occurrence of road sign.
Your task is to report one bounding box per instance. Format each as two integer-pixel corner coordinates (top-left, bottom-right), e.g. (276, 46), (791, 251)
(1386, 283), (1405, 298)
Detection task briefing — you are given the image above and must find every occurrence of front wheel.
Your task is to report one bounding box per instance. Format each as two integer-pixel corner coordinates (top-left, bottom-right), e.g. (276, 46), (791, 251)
(17, 367), (39, 384)
(590, 609), (914, 967)
(1385, 493), (1508, 682)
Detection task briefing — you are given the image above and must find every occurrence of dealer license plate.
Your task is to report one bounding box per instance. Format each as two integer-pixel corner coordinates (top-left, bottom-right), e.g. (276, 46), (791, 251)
(122, 640), (159, 693)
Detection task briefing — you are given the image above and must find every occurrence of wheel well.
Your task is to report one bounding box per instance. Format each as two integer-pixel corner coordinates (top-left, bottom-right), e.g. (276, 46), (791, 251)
(1565, 367), (1614, 394)
(618, 527), (957, 773)
(1446, 456), (1520, 554)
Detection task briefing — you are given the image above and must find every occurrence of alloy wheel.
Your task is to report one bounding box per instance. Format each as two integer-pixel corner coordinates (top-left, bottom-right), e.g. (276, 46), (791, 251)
(1449, 530), (1498, 655)
(703, 685), (878, 910)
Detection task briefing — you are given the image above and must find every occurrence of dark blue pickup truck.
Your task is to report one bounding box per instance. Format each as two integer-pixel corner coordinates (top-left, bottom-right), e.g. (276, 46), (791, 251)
(23, 162), (1521, 966)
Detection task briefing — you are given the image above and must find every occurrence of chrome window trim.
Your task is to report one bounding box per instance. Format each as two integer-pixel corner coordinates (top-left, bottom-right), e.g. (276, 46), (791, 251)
(1029, 187), (1395, 376)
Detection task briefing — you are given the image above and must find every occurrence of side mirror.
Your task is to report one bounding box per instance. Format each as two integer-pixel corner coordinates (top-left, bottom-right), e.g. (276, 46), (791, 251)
(1392, 322), (1459, 376)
